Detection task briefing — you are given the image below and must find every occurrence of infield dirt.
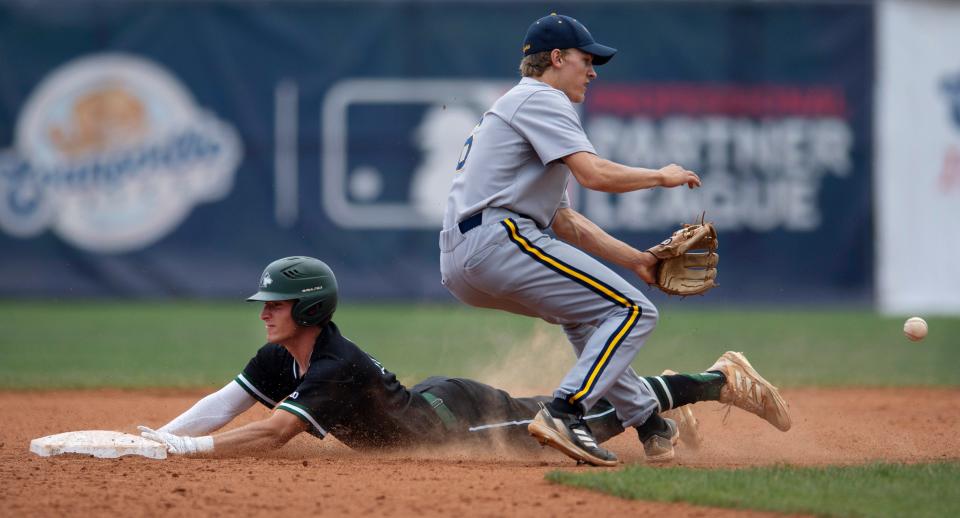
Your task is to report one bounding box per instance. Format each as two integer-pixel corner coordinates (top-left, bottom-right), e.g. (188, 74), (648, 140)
(3, 388), (959, 517)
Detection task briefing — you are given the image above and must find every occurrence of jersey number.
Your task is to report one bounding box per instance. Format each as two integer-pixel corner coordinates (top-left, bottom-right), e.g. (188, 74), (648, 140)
(455, 117), (483, 172)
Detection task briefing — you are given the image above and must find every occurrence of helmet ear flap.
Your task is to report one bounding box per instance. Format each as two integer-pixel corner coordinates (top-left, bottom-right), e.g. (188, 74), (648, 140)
(292, 298), (333, 327)
(291, 300), (308, 326)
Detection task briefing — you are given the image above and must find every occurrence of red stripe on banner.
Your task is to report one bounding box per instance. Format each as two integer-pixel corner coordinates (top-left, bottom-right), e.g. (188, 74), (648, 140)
(586, 83), (847, 118)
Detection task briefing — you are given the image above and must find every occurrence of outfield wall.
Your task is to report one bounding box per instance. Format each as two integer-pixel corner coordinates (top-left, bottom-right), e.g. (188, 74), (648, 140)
(0, 0), (949, 312)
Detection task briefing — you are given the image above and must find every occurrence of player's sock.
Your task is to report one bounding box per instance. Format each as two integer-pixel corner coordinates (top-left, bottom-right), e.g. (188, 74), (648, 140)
(634, 412), (671, 441)
(549, 397), (581, 416)
(643, 371), (725, 411)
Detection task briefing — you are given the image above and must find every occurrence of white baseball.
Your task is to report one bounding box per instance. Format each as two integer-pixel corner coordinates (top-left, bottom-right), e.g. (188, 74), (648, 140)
(903, 317), (928, 342)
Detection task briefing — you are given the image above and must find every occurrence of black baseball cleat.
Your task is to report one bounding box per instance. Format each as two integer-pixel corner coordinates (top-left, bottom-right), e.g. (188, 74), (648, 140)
(528, 402), (619, 467)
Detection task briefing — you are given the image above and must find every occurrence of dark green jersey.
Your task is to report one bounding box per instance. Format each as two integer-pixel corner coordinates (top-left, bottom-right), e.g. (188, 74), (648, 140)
(234, 322), (442, 449)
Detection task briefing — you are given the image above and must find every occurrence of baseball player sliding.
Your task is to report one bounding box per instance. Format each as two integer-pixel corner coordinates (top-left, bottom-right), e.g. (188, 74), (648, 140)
(138, 256), (778, 459)
(138, 256), (630, 456)
(439, 13), (791, 466)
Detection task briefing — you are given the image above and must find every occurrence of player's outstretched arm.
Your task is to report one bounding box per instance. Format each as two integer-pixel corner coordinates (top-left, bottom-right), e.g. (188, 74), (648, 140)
(552, 207), (658, 284)
(157, 380), (257, 436)
(204, 410), (308, 455)
(563, 151), (701, 193)
(140, 410), (308, 457)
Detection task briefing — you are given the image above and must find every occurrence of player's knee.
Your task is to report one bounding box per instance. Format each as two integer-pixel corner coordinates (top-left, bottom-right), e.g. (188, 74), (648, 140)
(638, 300), (658, 327)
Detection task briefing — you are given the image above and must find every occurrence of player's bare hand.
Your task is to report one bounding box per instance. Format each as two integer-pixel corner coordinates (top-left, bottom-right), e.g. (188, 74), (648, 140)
(658, 164), (701, 189)
(633, 251), (659, 285)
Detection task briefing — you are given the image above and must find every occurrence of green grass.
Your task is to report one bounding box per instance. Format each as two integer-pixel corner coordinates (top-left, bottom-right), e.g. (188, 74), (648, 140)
(0, 301), (264, 388)
(547, 462), (960, 518)
(0, 301), (957, 389)
(645, 309), (960, 387)
(0, 301), (537, 389)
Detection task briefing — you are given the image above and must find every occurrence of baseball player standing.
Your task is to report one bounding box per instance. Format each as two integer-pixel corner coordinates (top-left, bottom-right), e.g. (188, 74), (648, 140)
(440, 14), (790, 466)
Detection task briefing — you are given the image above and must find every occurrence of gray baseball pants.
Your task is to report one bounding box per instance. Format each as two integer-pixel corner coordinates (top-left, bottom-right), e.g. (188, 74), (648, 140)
(440, 208), (660, 428)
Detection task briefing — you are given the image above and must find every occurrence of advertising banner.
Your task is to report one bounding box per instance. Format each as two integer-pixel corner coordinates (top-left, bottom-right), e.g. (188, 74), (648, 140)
(877, 0), (960, 314)
(0, 2), (873, 303)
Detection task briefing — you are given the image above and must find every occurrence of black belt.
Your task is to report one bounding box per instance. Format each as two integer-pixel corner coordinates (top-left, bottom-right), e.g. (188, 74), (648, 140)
(458, 211), (539, 234)
(457, 212), (484, 234)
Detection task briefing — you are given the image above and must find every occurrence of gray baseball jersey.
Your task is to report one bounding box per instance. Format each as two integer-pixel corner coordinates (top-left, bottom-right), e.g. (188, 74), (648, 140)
(439, 77), (662, 429)
(442, 77), (595, 231)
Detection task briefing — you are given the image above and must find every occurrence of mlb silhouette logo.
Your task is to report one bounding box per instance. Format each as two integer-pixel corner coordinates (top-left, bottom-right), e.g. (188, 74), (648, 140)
(321, 79), (510, 229)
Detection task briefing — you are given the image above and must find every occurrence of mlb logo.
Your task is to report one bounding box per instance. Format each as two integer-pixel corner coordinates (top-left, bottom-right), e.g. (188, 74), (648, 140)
(321, 79), (511, 229)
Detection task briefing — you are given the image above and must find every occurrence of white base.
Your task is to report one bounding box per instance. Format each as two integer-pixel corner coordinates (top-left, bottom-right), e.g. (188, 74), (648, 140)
(30, 430), (167, 459)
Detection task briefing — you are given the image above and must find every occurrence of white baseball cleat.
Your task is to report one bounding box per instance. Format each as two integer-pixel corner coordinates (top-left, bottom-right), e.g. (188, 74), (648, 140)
(706, 351), (792, 432)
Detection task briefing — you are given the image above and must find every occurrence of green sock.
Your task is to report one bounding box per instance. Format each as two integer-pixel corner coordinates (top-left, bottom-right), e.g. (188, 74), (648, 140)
(643, 371), (725, 410)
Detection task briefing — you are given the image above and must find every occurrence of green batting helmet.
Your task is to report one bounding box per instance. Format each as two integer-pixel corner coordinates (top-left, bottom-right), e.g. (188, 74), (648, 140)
(247, 256), (339, 327)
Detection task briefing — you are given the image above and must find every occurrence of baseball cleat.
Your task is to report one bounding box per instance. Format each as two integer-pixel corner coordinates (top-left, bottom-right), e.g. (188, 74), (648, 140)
(660, 369), (704, 448)
(639, 416), (679, 462)
(707, 351), (792, 432)
(528, 402), (619, 467)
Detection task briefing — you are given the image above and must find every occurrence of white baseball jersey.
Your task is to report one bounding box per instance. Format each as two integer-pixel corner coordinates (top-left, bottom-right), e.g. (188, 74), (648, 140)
(442, 77), (596, 230)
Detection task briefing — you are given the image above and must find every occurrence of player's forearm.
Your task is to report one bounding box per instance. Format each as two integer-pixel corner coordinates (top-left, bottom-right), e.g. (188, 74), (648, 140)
(209, 424), (285, 454)
(564, 152), (700, 193)
(580, 158), (664, 193)
(552, 208), (650, 269)
(564, 152), (663, 192)
(208, 413), (306, 456)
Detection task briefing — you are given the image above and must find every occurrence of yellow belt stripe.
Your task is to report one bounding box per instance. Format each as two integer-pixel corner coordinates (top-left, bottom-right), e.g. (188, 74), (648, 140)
(570, 304), (640, 402)
(503, 219), (632, 308)
(502, 218), (640, 403)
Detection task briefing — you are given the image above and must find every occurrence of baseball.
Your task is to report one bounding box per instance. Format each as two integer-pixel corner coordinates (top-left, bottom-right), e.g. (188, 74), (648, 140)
(903, 317), (928, 342)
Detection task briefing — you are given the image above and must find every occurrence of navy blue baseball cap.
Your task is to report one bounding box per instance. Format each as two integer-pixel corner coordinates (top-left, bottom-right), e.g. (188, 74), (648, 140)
(522, 13), (617, 65)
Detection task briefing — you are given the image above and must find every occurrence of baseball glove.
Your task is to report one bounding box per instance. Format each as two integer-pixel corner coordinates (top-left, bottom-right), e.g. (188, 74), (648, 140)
(646, 216), (718, 296)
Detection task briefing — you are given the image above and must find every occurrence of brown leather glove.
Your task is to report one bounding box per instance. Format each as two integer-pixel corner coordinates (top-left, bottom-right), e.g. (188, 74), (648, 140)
(646, 217), (719, 296)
